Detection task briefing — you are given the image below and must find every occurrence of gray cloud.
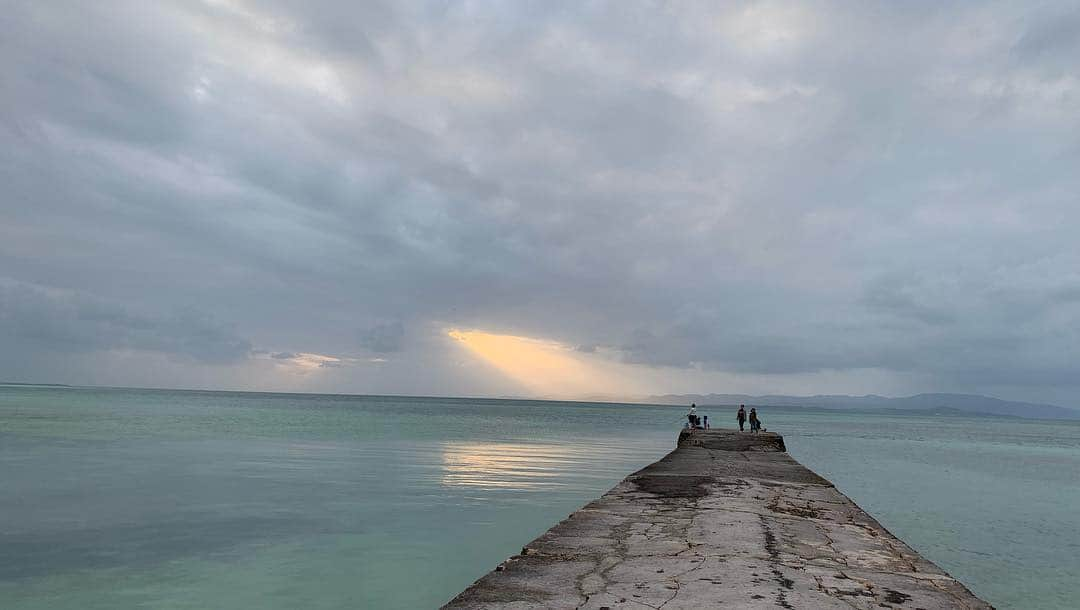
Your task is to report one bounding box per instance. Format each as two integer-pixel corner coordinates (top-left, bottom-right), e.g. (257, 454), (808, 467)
(0, 280), (252, 364)
(1014, 8), (1080, 62)
(2, 1), (1080, 402)
(357, 321), (405, 354)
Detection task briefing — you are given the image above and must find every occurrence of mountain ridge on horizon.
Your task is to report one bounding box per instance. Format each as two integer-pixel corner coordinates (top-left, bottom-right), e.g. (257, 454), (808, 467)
(642, 391), (1080, 420)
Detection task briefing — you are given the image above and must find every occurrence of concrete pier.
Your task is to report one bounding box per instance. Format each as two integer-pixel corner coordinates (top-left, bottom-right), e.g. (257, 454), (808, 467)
(444, 429), (991, 609)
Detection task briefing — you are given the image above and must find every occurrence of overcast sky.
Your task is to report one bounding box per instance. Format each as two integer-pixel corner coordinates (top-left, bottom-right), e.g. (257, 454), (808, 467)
(3, 1), (1079, 405)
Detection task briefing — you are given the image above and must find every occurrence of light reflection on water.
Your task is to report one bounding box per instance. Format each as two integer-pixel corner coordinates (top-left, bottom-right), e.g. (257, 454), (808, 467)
(441, 442), (579, 490)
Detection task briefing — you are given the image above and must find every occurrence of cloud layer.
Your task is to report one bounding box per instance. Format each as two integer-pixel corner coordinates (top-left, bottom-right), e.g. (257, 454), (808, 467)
(2, 1), (1079, 403)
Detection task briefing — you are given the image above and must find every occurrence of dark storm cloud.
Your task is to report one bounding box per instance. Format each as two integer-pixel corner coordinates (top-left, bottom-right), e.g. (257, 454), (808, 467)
(2, 1), (1080, 401)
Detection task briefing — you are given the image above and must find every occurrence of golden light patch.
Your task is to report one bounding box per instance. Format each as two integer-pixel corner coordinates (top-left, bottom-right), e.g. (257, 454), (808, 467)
(447, 329), (637, 397)
(440, 442), (568, 490)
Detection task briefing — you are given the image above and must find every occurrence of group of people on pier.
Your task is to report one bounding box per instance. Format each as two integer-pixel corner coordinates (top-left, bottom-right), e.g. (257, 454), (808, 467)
(686, 403), (763, 432)
(686, 404), (708, 429)
(736, 404), (761, 431)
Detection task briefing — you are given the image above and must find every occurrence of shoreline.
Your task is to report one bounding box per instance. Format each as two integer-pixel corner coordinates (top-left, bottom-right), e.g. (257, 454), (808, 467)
(444, 428), (991, 609)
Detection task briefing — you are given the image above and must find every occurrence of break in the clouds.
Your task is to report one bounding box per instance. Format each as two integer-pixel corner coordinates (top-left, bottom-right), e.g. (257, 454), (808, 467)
(2, 1), (1079, 404)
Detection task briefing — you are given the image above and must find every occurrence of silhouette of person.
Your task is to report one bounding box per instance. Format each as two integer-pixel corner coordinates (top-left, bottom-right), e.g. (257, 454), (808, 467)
(737, 405), (746, 431)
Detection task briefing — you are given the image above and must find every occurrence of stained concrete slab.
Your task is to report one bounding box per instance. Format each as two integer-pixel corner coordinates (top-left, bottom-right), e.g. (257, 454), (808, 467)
(444, 429), (992, 609)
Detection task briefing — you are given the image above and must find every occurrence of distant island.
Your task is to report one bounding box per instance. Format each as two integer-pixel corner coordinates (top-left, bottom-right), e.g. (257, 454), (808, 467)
(644, 392), (1080, 421)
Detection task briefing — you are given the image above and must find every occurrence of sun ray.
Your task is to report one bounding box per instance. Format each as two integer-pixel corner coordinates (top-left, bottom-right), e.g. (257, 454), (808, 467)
(447, 329), (633, 398)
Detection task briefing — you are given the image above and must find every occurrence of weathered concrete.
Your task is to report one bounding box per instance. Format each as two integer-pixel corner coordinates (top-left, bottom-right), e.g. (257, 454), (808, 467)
(444, 429), (991, 609)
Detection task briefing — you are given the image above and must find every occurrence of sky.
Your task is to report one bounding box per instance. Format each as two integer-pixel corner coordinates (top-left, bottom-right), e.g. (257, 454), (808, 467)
(2, 1), (1080, 405)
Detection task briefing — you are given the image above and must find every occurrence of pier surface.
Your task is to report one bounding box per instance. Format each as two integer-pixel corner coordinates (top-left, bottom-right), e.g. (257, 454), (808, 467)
(444, 429), (991, 609)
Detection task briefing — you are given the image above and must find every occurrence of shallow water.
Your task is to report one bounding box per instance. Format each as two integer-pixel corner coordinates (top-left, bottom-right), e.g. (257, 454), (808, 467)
(1, 386), (1077, 609)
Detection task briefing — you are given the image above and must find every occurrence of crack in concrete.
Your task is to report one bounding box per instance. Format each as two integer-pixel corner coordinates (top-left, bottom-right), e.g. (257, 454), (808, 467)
(814, 520), (849, 567)
(655, 497), (710, 609)
(811, 574), (865, 610)
(759, 515), (796, 609)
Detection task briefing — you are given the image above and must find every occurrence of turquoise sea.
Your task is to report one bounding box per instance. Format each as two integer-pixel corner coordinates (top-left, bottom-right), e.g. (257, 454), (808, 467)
(1, 386), (1078, 609)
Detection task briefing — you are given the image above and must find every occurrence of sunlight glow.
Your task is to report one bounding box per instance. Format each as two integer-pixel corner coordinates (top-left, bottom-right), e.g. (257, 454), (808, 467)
(447, 329), (637, 397)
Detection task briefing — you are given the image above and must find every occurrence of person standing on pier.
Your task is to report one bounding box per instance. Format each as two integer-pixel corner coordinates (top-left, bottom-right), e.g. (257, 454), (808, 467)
(737, 405), (746, 431)
(749, 408), (760, 432)
(687, 403), (697, 429)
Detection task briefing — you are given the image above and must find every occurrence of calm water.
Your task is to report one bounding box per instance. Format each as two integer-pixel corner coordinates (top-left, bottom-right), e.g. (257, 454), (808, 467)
(1, 387), (1077, 609)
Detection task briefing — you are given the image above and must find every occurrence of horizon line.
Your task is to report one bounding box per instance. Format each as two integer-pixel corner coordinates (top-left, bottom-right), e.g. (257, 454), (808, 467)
(2, 380), (1076, 413)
